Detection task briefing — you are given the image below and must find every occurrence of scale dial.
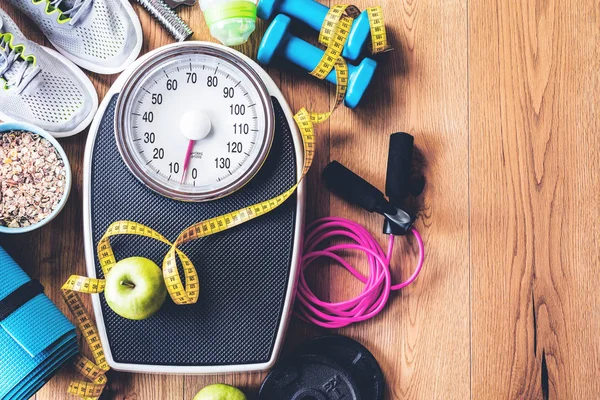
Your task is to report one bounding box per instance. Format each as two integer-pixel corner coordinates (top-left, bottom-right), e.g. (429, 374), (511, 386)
(115, 44), (275, 201)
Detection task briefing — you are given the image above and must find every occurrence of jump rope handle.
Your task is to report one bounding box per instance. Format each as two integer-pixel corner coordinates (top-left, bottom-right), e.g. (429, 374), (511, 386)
(383, 132), (425, 235)
(322, 161), (396, 215)
(386, 132), (425, 202)
(322, 132), (424, 235)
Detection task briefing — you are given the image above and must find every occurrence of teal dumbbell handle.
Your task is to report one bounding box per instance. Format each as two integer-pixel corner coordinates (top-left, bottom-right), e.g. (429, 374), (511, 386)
(264, 0), (327, 30)
(257, 0), (371, 61)
(258, 14), (376, 108)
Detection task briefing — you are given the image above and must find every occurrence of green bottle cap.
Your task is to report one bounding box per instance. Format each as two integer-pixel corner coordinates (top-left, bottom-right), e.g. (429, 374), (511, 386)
(203, 1), (257, 46)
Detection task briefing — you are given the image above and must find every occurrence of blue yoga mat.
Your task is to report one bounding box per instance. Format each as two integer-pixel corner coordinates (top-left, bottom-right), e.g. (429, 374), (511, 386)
(0, 246), (78, 400)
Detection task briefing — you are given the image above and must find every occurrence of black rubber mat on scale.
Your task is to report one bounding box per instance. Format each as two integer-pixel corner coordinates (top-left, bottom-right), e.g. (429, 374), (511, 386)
(90, 95), (297, 366)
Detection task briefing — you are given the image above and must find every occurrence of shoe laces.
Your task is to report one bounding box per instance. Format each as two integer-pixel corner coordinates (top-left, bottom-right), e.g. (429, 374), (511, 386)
(47, 0), (94, 26)
(0, 34), (41, 92)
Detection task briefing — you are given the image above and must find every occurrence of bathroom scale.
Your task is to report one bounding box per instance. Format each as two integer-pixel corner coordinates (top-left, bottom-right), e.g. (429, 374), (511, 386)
(82, 42), (305, 374)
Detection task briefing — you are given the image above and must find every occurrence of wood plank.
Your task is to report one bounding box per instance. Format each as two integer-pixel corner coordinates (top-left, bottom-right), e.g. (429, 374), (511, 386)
(325, 0), (470, 398)
(469, 0), (600, 398)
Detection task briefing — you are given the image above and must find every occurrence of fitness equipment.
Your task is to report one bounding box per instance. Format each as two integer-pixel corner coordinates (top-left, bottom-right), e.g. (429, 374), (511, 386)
(134, 0), (193, 42)
(260, 354), (363, 399)
(82, 42), (305, 373)
(200, 0), (258, 46)
(164, 0), (197, 8)
(325, 132), (425, 235)
(323, 160), (414, 234)
(0, 246), (78, 400)
(256, 0), (371, 61)
(295, 132), (425, 328)
(384, 132), (425, 234)
(258, 14), (377, 108)
(295, 336), (385, 400)
(259, 335), (384, 400)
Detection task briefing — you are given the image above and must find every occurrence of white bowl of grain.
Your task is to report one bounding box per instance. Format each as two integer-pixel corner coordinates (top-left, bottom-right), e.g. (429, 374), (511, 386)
(0, 122), (72, 233)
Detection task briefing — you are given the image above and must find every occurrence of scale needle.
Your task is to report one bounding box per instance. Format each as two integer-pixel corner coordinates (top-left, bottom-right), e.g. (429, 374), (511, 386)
(179, 110), (211, 184)
(181, 140), (195, 184)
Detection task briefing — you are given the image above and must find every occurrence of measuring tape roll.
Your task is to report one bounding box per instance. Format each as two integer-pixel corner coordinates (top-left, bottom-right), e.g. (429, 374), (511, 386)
(61, 6), (389, 398)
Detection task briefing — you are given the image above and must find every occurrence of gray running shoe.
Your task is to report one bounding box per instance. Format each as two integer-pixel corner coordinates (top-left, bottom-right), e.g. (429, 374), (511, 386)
(6, 0), (143, 74)
(0, 8), (98, 137)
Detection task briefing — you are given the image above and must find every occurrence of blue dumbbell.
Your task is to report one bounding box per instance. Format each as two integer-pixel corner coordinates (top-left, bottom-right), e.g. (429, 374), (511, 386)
(257, 0), (371, 61)
(258, 15), (377, 109)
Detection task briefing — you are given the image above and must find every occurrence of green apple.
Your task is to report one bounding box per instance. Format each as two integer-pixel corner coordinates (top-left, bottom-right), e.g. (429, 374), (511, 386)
(193, 384), (246, 400)
(104, 257), (167, 320)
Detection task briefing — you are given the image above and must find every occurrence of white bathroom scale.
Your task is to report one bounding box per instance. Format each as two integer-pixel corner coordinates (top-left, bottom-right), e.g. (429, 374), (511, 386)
(82, 42), (305, 374)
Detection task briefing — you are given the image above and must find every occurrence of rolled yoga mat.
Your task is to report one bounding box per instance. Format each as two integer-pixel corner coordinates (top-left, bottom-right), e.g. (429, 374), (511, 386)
(0, 246), (78, 400)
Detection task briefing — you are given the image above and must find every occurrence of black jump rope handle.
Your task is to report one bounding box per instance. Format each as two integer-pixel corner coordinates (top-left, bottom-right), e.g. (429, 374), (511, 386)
(386, 132), (425, 202)
(322, 132), (423, 236)
(383, 132), (425, 235)
(322, 161), (397, 215)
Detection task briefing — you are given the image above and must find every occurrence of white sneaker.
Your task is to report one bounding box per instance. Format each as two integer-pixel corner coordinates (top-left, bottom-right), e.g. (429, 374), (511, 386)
(0, 8), (98, 137)
(6, 0), (143, 74)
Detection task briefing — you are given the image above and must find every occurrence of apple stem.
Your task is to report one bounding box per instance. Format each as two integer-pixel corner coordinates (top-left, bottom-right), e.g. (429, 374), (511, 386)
(120, 280), (136, 289)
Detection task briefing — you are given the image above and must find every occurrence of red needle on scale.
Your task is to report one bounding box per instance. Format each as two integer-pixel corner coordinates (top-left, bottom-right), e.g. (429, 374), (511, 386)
(180, 139), (195, 184)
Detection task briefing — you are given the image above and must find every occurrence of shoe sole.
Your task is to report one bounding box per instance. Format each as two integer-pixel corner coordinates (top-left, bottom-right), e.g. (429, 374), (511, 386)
(0, 46), (99, 138)
(48, 0), (144, 75)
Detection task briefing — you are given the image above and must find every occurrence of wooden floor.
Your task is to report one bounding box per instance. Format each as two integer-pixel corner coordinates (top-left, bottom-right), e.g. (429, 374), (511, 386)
(1, 0), (599, 399)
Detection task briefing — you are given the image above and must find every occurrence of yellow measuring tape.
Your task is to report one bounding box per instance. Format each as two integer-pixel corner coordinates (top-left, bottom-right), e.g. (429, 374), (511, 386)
(61, 289), (108, 399)
(60, 5), (389, 399)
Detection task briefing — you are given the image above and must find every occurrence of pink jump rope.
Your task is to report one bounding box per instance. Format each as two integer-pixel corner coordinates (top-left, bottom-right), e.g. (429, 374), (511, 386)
(295, 133), (425, 328)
